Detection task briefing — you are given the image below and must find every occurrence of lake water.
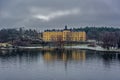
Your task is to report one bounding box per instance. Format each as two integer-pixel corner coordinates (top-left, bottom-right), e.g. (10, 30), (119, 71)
(0, 49), (120, 80)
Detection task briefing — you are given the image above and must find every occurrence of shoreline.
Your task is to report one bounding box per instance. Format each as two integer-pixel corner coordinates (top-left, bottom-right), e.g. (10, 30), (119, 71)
(0, 46), (120, 52)
(65, 45), (120, 52)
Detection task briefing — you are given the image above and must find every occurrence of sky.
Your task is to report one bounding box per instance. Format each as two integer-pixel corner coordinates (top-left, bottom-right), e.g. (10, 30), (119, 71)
(0, 0), (120, 31)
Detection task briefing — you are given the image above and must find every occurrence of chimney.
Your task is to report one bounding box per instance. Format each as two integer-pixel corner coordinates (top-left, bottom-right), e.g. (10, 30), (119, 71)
(65, 25), (67, 30)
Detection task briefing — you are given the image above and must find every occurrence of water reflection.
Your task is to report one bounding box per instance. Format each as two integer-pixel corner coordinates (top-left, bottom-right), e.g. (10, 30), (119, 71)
(86, 50), (120, 68)
(0, 50), (41, 67)
(0, 49), (120, 80)
(0, 49), (119, 68)
(42, 50), (86, 62)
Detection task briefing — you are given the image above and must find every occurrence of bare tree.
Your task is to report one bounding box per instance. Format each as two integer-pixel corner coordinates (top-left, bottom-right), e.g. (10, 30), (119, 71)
(51, 35), (56, 41)
(66, 32), (72, 45)
(66, 32), (72, 41)
(56, 35), (64, 49)
(101, 32), (117, 49)
(51, 35), (56, 47)
(115, 31), (120, 49)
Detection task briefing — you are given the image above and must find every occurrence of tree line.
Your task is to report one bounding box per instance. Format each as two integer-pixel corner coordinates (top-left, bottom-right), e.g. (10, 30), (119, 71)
(72, 27), (120, 49)
(0, 28), (39, 43)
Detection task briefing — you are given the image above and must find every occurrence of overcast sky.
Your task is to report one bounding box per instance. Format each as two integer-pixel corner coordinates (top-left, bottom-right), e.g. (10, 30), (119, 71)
(0, 0), (120, 31)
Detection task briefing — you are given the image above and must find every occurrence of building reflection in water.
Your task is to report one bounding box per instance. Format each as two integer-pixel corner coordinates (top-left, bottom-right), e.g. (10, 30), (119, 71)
(42, 50), (86, 71)
(0, 49), (120, 70)
(43, 50), (86, 62)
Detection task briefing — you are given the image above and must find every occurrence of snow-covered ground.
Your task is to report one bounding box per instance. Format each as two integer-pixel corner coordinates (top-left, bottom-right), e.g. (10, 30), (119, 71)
(18, 46), (43, 49)
(2, 45), (119, 52)
(65, 45), (120, 52)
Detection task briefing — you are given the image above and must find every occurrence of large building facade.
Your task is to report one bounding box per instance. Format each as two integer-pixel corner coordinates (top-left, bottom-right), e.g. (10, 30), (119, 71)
(42, 27), (86, 42)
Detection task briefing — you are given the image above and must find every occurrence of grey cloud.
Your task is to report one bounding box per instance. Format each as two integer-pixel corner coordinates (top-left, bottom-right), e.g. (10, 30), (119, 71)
(33, 8), (80, 21)
(0, 0), (120, 30)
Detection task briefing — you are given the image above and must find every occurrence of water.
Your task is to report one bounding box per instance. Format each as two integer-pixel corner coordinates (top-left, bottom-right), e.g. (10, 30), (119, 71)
(0, 49), (120, 80)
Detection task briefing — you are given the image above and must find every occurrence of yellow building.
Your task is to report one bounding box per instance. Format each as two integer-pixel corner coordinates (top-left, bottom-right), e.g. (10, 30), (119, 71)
(42, 26), (86, 42)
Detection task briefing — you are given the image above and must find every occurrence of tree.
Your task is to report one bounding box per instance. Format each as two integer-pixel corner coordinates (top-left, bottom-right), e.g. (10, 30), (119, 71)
(56, 35), (64, 49)
(115, 31), (120, 49)
(101, 32), (117, 49)
(66, 32), (72, 45)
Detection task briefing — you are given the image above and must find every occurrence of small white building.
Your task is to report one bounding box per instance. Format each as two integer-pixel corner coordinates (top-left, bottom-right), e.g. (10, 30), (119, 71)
(0, 43), (12, 47)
